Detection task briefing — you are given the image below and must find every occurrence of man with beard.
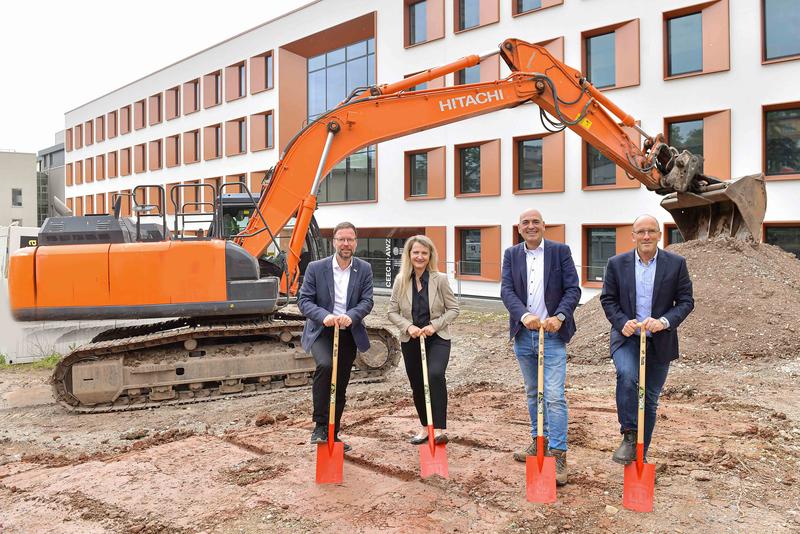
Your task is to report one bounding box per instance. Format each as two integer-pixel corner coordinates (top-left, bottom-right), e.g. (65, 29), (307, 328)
(298, 222), (374, 451)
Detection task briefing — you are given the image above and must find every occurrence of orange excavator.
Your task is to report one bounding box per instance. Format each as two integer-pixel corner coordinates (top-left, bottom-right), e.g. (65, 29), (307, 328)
(9, 38), (766, 412)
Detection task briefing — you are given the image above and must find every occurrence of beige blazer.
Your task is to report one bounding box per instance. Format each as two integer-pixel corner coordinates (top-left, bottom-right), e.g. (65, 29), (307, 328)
(388, 271), (460, 343)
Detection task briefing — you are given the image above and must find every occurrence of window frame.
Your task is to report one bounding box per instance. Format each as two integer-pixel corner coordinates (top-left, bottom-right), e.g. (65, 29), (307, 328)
(457, 144), (481, 195)
(762, 101), (800, 180)
(761, 0), (800, 64)
(763, 222), (800, 259)
(408, 151), (429, 197)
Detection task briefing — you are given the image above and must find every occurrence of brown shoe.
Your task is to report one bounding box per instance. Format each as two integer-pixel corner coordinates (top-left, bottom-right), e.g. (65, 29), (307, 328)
(550, 449), (568, 486)
(512, 437), (549, 463)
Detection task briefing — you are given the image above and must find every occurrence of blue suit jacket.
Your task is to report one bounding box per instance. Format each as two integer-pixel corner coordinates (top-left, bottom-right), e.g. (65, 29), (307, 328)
(500, 241), (581, 343)
(600, 249), (694, 363)
(297, 255), (374, 353)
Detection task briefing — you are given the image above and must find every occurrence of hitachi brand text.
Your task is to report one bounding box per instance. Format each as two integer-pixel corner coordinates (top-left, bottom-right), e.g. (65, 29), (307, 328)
(438, 89), (504, 112)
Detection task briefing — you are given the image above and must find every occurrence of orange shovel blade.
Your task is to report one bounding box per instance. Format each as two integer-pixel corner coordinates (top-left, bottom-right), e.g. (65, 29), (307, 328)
(623, 462), (655, 512)
(315, 442), (344, 484)
(526, 455), (557, 503)
(419, 442), (449, 478)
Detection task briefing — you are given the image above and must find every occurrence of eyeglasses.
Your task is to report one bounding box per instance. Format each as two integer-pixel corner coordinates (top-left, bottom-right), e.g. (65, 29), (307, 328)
(633, 230), (661, 236)
(334, 237), (356, 243)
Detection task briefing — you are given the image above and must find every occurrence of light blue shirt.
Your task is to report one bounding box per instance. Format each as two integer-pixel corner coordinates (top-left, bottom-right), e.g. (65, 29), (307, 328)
(634, 248), (658, 336)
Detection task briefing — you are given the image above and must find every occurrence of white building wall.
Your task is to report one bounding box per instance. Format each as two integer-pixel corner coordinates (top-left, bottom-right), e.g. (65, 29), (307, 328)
(0, 152), (37, 227)
(64, 0), (800, 302)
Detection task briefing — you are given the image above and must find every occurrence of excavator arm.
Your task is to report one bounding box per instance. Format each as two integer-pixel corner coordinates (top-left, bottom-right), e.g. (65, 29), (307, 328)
(238, 38), (766, 292)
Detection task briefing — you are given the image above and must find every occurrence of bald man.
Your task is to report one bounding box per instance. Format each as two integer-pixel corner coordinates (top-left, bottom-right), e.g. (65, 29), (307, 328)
(501, 209), (580, 486)
(600, 215), (694, 465)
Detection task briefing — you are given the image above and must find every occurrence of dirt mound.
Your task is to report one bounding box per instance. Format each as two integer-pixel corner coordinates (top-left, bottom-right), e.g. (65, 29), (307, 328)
(569, 237), (800, 363)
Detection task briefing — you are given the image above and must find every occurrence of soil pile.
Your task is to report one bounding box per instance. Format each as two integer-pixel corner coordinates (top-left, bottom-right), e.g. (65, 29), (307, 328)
(569, 237), (800, 363)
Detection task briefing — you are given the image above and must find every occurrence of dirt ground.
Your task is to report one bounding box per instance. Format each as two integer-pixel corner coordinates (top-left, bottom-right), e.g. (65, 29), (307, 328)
(2, 291), (800, 532)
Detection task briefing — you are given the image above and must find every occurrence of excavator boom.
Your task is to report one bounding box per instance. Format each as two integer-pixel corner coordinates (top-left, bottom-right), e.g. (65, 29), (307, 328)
(239, 39), (766, 289)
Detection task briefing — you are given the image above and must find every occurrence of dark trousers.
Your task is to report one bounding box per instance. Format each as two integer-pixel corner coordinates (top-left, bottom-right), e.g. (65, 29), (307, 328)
(401, 334), (450, 429)
(311, 327), (357, 432)
(612, 337), (671, 456)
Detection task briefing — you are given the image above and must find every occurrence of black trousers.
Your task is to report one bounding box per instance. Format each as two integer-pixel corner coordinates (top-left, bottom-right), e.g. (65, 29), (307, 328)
(401, 334), (450, 429)
(311, 327), (357, 432)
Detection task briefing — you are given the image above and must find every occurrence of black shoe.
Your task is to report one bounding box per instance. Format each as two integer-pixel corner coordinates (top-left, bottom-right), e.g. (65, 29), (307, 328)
(434, 433), (449, 445)
(310, 425), (327, 444)
(334, 434), (352, 453)
(612, 430), (637, 465)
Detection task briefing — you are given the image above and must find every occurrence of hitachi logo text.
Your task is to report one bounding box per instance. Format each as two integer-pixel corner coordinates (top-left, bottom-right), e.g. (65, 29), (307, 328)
(438, 89), (504, 112)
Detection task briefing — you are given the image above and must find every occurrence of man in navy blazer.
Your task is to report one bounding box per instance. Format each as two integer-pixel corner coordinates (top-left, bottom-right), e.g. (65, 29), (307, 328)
(501, 209), (580, 486)
(298, 222), (374, 450)
(600, 214), (694, 465)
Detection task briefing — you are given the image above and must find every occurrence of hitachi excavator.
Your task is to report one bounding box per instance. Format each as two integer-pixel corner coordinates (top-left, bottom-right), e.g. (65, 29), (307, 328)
(9, 38), (766, 413)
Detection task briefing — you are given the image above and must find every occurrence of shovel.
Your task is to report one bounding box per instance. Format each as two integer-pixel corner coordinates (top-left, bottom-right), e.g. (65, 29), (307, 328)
(316, 323), (344, 484)
(526, 325), (557, 503)
(418, 334), (449, 478)
(622, 323), (655, 512)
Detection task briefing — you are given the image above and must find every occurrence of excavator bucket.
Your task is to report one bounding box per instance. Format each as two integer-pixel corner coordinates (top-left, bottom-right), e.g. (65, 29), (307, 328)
(660, 174), (767, 242)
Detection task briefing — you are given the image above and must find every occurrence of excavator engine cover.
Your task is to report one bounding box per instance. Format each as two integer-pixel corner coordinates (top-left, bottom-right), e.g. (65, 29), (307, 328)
(660, 174), (767, 242)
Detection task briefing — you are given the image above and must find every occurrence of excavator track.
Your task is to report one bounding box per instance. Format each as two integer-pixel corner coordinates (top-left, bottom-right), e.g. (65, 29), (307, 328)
(52, 313), (400, 414)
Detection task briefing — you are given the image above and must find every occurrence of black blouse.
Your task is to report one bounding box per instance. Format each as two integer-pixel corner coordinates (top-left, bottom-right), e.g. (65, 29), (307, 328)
(411, 270), (431, 328)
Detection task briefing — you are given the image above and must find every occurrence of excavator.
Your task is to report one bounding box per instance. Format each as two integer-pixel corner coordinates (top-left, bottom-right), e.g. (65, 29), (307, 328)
(8, 38), (766, 413)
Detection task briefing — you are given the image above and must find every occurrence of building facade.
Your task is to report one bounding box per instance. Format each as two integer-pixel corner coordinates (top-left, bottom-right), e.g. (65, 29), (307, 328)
(36, 131), (66, 225)
(63, 0), (800, 300)
(0, 151), (37, 227)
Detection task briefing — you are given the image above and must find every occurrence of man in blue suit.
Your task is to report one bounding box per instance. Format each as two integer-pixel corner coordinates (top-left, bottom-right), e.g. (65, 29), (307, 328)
(600, 215), (694, 464)
(298, 222), (374, 451)
(501, 209), (580, 486)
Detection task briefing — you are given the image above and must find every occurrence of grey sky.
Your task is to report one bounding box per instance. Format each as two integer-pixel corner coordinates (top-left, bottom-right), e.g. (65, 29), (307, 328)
(0, 0), (312, 154)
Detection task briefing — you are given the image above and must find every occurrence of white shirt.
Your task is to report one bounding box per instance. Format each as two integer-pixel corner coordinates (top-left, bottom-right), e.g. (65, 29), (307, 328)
(523, 240), (548, 321)
(332, 255), (352, 315)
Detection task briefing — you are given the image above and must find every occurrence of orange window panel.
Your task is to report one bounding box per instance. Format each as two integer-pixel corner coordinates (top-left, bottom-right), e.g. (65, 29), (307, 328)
(95, 193), (106, 214)
(182, 79), (200, 114)
(84, 195), (94, 214)
(166, 135), (181, 167)
(84, 120), (93, 146)
(84, 157), (94, 183)
(166, 86), (181, 120)
(75, 124), (83, 149)
(107, 110), (118, 138)
(65, 128), (73, 151)
(66, 163), (73, 186)
(95, 154), (106, 181)
(134, 99), (147, 130)
(95, 115), (105, 142)
(149, 93), (162, 125)
(149, 140), (162, 171)
(134, 144), (146, 173)
(75, 160), (83, 185)
(107, 151), (118, 178)
(120, 105), (131, 135)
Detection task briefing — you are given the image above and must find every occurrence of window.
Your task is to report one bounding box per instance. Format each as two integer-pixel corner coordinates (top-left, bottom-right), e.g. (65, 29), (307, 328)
(765, 106), (800, 176)
(409, 153), (428, 196)
(517, 138), (543, 190)
(309, 38), (376, 203)
(134, 143), (146, 173)
(460, 229), (481, 275)
(96, 154), (105, 181)
(84, 121), (93, 146)
(203, 71), (222, 108)
(409, 1), (427, 45)
(166, 86), (181, 120)
(134, 99), (147, 130)
(149, 140), (162, 171)
(664, 1), (729, 79)
(668, 119), (704, 156)
(225, 62), (247, 101)
(316, 146), (376, 203)
(95, 116), (105, 142)
(585, 32), (615, 88)
(149, 93), (162, 125)
(250, 111), (274, 151)
(455, 64), (480, 85)
(166, 135), (180, 167)
(66, 128), (73, 151)
(667, 13), (702, 76)
(250, 52), (274, 93)
(667, 226), (685, 245)
(120, 148), (132, 176)
(75, 124), (83, 149)
(765, 225), (800, 258)
(183, 130), (200, 164)
(183, 79), (200, 114)
(11, 188), (22, 207)
(107, 110), (118, 138)
(586, 145), (615, 186)
(120, 105), (131, 134)
(225, 118), (247, 156)
(457, 0), (480, 31)
(84, 157), (94, 183)
(515, 0), (541, 14)
(459, 145), (481, 194)
(107, 151), (118, 178)
(203, 125), (222, 160)
(586, 228), (616, 281)
(763, 0), (800, 62)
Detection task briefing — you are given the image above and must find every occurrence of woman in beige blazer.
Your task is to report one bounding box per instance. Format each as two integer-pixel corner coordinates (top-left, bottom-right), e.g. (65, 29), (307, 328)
(388, 235), (459, 444)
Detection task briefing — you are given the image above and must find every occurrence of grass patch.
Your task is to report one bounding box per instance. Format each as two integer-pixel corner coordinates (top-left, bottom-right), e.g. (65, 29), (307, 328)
(29, 353), (63, 370)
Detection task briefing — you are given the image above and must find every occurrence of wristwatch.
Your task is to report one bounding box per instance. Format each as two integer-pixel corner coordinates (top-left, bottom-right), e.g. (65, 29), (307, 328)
(659, 317), (670, 329)
(555, 312), (566, 322)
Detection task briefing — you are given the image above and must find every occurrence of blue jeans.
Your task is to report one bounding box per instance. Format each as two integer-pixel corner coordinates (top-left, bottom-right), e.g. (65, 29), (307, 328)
(513, 328), (568, 451)
(612, 337), (671, 456)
